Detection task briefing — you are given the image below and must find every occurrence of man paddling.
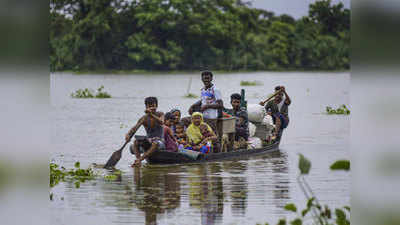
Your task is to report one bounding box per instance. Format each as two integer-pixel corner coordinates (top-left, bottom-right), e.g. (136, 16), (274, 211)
(261, 86), (291, 139)
(126, 97), (165, 167)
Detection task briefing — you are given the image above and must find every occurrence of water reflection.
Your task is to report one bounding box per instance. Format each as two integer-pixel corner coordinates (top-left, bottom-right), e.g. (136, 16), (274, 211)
(222, 161), (249, 216)
(270, 152), (290, 213)
(188, 164), (224, 225)
(133, 166), (181, 225)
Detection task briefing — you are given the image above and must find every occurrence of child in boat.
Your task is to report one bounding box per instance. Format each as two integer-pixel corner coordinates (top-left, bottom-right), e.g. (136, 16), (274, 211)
(198, 124), (214, 153)
(175, 122), (188, 146)
(126, 96), (165, 167)
(164, 112), (175, 129)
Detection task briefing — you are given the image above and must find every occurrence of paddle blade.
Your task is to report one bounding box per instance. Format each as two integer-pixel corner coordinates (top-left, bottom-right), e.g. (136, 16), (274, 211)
(104, 149), (122, 169)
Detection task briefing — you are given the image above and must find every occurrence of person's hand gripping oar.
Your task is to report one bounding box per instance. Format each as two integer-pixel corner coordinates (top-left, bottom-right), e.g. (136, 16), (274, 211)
(259, 89), (282, 106)
(103, 133), (132, 169)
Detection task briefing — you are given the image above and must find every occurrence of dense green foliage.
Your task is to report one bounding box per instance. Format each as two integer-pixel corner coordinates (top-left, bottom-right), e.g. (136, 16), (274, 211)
(50, 0), (350, 72)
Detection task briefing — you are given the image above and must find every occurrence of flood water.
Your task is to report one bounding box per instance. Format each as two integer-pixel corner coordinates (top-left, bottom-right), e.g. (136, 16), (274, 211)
(50, 72), (350, 225)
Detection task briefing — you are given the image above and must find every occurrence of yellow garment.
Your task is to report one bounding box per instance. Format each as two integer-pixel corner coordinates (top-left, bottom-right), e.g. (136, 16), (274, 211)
(186, 112), (213, 145)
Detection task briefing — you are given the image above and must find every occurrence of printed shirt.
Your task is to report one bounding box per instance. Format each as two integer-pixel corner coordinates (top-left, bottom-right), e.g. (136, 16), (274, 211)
(201, 84), (222, 119)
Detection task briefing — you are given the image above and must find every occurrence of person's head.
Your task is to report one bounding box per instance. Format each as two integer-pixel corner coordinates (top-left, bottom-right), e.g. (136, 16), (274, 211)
(191, 112), (203, 126)
(170, 109), (181, 124)
(201, 71), (213, 88)
(199, 124), (209, 134)
(144, 97), (158, 112)
(164, 112), (175, 127)
(274, 94), (282, 104)
(230, 93), (241, 110)
(175, 122), (185, 134)
(275, 86), (284, 98)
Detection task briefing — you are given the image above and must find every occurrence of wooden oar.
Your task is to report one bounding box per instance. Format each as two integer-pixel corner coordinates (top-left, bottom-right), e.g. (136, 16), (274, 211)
(259, 90), (282, 106)
(104, 139), (130, 169)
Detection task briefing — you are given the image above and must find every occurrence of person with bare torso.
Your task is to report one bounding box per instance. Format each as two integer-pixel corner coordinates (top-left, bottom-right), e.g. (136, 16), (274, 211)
(126, 97), (165, 167)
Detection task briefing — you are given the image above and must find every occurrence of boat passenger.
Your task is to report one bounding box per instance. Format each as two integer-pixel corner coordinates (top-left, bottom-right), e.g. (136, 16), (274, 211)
(174, 121), (188, 146)
(163, 124), (178, 152)
(126, 96), (165, 167)
(264, 86), (291, 138)
(189, 71), (223, 135)
(170, 108), (191, 131)
(224, 93), (249, 143)
(186, 112), (217, 152)
(164, 112), (175, 129)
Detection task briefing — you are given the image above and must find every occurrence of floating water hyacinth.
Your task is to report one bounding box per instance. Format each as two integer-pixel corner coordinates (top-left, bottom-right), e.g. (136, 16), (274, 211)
(326, 104), (350, 115)
(240, 80), (263, 86)
(71, 85), (111, 98)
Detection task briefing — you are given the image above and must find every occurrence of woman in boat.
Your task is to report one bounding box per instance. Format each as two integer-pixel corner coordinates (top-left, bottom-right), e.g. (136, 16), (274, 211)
(170, 108), (191, 132)
(186, 112), (217, 152)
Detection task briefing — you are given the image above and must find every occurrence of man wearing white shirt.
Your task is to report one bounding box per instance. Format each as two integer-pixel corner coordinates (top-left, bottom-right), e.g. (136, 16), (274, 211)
(189, 70), (223, 135)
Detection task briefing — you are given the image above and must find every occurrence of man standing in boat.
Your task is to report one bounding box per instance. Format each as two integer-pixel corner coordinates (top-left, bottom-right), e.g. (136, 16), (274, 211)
(261, 86), (291, 139)
(126, 97), (165, 167)
(189, 71), (223, 134)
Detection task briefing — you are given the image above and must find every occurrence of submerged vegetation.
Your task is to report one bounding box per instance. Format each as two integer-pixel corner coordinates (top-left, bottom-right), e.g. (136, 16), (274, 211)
(50, 0), (349, 72)
(71, 85), (111, 98)
(258, 155), (350, 225)
(326, 105), (350, 115)
(240, 80), (263, 86)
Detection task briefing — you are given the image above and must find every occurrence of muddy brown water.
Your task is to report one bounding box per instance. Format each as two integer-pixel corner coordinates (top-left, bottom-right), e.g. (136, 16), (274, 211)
(50, 72), (350, 225)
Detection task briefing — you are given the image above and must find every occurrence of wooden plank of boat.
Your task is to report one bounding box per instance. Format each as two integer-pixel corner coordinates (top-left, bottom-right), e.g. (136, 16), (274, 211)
(146, 140), (280, 165)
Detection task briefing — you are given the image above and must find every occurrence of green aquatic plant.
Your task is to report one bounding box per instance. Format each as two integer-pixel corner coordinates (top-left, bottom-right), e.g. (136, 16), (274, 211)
(258, 157), (351, 225)
(50, 162), (95, 188)
(240, 80), (263, 86)
(71, 85), (111, 98)
(71, 88), (94, 98)
(95, 85), (111, 98)
(326, 105), (350, 115)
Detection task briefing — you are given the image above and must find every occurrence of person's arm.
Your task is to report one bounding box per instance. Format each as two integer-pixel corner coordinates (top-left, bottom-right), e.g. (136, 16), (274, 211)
(259, 90), (282, 106)
(166, 126), (177, 142)
(281, 86), (291, 105)
(149, 112), (164, 125)
(126, 116), (145, 142)
(189, 100), (202, 115)
(201, 89), (223, 111)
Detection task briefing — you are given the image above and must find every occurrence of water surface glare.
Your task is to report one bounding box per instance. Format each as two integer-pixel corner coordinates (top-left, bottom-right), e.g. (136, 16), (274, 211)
(50, 72), (350, 225)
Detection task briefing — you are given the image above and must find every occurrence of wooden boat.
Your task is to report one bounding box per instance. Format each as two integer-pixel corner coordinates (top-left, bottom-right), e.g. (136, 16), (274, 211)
(146, 88), (282, 165)
(147, 138), (281, 164)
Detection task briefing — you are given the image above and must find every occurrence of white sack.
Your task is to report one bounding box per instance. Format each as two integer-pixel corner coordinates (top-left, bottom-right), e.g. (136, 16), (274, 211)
(247, 104), (265, 123)
(248, 122), (256, 137)
(247, 137), (262, 149)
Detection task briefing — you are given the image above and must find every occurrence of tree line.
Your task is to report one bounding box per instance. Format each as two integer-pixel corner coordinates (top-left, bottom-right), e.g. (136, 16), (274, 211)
(50, 0), (350, 72)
